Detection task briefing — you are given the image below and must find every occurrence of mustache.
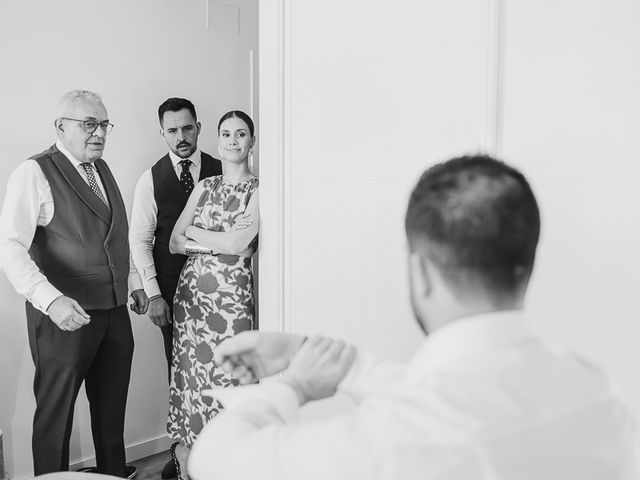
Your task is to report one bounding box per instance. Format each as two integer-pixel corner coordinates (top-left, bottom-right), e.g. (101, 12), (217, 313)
(177, 141), (191, 148)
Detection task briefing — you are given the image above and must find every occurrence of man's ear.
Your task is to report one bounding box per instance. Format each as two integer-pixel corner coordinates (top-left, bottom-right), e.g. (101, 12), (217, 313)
(409, 251), (433, 300)
(54, 118), (64, 134)
(196, 121), (202, 135)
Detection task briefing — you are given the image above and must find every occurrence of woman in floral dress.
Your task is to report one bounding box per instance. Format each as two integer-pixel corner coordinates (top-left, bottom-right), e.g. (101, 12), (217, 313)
(167, 110), (258, 476)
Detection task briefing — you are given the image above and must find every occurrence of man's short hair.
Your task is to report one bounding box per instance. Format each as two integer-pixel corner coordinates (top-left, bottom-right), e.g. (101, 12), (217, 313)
(405, 154), (540, 302)
(158, 97), (197, 126)
(56, 90), (103, 116)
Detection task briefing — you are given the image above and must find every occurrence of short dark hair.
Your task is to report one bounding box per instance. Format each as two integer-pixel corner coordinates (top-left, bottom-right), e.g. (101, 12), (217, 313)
(405, 155), (540, 302)
(218, 110), (255, 137)
(158, 98), (197, 125)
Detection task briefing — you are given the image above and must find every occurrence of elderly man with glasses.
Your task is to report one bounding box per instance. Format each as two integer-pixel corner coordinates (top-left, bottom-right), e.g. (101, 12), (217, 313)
(0, 90), (148, 478)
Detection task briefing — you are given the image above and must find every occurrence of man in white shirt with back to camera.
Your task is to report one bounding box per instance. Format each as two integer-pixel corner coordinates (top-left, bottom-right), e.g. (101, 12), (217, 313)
(189, 154), (639, 480)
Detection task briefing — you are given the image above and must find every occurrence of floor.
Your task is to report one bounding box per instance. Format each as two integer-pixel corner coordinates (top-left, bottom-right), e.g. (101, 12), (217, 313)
(132, 450), (173, 480)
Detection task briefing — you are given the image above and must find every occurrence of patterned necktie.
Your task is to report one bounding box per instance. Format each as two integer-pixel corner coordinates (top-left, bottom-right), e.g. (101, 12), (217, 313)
(179, 159), (194, 194)
(80, 162), (109, 208)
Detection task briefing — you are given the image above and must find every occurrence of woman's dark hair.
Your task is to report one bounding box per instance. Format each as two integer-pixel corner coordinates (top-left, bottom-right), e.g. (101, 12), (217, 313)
(217, 110), (255, 137)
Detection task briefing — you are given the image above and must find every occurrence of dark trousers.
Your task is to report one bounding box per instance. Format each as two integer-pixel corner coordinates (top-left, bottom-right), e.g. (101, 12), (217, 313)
(26, 303), (134, 477)
(160, 312), (173, 382)
(158, 275), (178, 382)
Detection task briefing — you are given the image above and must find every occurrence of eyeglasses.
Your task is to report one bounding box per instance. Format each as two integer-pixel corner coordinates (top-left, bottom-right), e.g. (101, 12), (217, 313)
(60, 117), (114, 135)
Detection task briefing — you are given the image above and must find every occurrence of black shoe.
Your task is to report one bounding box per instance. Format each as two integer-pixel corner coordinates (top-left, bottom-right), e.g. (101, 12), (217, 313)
(76, 465), (137, 479)
(161, 458), (177, 479)
(169, 441), (184, 480)
(76, 467), (98, 474)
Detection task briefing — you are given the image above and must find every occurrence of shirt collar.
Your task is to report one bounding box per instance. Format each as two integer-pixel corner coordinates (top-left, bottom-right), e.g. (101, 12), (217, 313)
(169, 149), (201, 168)
(408, 310), (535, 378)
(56, 139), (87, 168)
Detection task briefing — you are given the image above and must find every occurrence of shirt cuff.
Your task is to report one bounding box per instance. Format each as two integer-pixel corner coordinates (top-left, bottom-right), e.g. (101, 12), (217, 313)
(206, 380), (301, 424)
(30, 282), (63, 314)
(128, 272), (143, 292)
(142, 277), (162, 298)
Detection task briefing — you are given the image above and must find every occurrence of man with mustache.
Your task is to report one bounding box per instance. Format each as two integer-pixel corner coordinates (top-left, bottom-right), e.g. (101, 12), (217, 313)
(0, 90), (148, 478)
(129, 97), (222, 479)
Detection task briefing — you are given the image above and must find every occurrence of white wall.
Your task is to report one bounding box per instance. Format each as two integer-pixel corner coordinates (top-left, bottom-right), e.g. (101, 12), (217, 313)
(502, 1), (640, 413)
(0, 1), (257, 478)
(259, 0), (640, 419)
(260, 0), (495, 356)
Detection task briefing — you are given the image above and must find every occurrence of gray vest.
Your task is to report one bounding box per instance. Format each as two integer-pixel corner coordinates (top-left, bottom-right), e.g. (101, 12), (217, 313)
(29, 145), (130, 310)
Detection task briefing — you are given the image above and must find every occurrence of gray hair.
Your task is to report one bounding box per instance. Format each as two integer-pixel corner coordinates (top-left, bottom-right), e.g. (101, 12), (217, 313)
(56, 90), (104, 117)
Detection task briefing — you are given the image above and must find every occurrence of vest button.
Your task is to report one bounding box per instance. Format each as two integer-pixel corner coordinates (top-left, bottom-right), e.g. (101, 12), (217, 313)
(111, 262), (116, 267)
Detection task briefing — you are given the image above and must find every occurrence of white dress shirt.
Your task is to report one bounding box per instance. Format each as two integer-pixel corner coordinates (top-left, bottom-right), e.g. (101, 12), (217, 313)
(189, 311), (639, 480)
(0, 140), (142, 313)
(129, 150), (203, 298)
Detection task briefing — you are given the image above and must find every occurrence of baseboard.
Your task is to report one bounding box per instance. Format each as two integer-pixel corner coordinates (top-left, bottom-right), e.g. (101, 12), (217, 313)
(65, 396), (352, 470)
(69, 434), (173, 470)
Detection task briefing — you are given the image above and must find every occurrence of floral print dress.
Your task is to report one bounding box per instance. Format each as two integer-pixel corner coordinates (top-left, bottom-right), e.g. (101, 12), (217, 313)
(167, 175), (258, 447)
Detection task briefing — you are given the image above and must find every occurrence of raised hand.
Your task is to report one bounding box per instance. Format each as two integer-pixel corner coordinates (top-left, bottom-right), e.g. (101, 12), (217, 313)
(281, 336), (357, 404)
(214, 331), (307, 384)
(47, 295), (91, 331)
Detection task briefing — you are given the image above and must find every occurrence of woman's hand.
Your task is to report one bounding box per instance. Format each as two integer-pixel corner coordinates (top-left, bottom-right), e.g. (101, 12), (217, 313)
(231, 213), (253, 231)
(186, 215), (251, 238)
(185, 225), (198, 239)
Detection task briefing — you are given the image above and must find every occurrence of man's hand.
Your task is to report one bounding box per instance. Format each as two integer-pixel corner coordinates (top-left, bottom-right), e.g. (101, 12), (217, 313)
(281, 336), (357, 405)
(148, 296), (172, 327)
(47, 295), (91, 331)
(214, 331), (307, 384)
(129, 289), (149, 315)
